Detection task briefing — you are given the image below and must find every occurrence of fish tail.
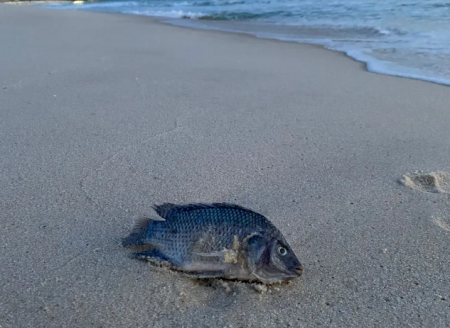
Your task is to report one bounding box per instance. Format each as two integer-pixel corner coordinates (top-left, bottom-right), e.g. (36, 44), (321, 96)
(121, 218), (153, 248)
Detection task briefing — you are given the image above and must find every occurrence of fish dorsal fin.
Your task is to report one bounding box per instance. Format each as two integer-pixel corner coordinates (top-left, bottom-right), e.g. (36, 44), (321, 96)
(153, 203), (264, 220)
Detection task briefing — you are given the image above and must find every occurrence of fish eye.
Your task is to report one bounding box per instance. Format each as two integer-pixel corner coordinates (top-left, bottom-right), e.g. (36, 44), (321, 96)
(277, 246), (288, 256)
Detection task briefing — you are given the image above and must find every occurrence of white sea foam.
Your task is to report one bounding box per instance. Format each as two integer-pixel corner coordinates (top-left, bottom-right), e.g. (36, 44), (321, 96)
(343, 49), (450, 86)
(126, 9), (207, 19)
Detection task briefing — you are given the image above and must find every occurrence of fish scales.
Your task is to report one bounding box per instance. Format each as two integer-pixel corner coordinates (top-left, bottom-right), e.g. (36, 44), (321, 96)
(122, 203), (303, 284)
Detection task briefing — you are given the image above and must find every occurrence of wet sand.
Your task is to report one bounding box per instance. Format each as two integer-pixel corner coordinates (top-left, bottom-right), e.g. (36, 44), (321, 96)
(1, 4), (450, 327)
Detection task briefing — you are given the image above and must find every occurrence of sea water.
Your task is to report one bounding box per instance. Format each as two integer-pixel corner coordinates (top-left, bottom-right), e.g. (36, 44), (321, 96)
(44, 0), (450, 86)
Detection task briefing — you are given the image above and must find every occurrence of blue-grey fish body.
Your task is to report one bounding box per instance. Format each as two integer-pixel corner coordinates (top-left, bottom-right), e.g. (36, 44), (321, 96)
(122, 203), (302, 284)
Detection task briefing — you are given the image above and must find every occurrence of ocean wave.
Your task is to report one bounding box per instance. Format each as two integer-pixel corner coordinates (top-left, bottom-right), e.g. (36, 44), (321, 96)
(430, 3), (450, 8)
(190, 0), (247, 6)
(126, 9), (207, 19)
(198, 10), (291, 20)
(125, 9), (293, 20)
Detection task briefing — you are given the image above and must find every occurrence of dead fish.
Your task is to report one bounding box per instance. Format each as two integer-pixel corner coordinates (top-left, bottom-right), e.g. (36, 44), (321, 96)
(122, 203), (302, 284)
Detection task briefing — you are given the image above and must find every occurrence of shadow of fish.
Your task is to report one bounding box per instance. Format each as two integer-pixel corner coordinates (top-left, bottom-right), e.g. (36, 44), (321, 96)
(122, 203), (302, 284)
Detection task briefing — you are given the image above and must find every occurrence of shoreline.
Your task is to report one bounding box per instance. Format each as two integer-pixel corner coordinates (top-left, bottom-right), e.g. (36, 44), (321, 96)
(1, 4), (450, 327)
(152, 16), (450, 87)
(138, 16), (450, 87)
(32, 1), (450, 87)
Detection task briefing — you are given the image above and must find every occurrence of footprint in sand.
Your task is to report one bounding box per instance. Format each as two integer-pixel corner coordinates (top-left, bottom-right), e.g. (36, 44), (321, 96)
(400, 171), (450, 194)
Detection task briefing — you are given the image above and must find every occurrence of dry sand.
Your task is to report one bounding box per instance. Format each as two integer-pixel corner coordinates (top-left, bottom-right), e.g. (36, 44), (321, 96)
(1, 4), (450, 327)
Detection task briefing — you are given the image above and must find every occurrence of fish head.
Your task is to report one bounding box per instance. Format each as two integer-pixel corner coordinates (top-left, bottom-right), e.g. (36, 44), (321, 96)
(245, 234), (302, 284)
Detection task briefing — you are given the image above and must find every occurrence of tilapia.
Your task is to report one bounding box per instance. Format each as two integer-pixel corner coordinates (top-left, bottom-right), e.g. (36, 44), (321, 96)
(122, 203), (302, 284)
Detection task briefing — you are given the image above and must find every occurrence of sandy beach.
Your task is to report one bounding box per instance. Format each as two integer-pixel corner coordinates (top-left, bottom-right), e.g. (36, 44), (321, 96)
(1, 4), (450, 327)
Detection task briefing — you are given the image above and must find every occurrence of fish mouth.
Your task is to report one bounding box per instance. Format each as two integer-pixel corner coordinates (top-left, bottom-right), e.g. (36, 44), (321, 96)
(294, 266), (303, 276)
